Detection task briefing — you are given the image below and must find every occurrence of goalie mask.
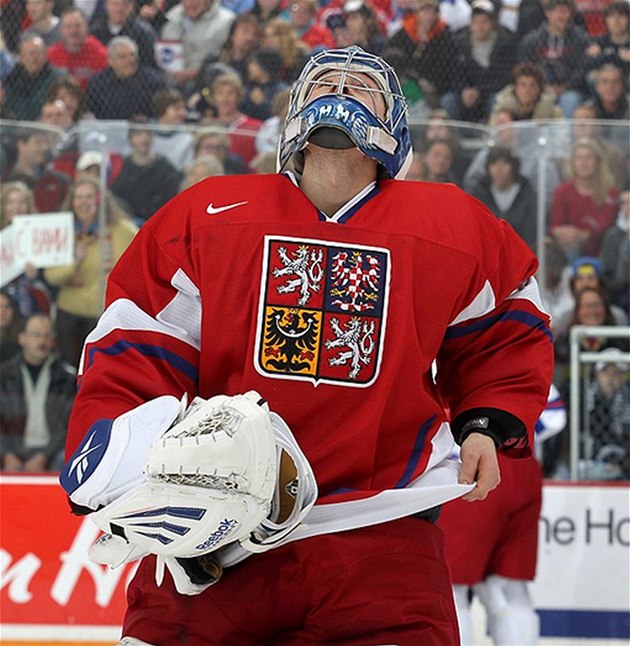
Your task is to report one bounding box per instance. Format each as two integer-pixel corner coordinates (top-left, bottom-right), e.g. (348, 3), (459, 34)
(277, 46), (413, 179)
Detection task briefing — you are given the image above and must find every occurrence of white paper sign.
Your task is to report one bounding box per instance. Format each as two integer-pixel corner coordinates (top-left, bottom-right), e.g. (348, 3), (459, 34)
(0, 212), (74, 288)
(155, 40), (185, 73)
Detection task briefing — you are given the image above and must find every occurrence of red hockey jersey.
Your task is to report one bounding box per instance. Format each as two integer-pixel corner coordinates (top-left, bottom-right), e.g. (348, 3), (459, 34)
(67, 173), (553, 525)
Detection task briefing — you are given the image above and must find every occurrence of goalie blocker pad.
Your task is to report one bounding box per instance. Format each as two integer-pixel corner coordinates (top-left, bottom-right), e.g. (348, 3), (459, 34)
(60, 395), (184, 511)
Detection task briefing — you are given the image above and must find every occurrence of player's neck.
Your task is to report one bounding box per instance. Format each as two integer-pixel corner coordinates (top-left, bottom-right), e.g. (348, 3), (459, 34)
(300, 145), (378, 217)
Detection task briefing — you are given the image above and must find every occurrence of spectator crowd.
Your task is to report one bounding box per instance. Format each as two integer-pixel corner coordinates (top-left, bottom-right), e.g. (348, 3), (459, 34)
(0, 0), (628, 475)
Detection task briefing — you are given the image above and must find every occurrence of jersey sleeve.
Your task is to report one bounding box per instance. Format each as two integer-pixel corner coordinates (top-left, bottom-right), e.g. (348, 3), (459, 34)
(436, 215), (554, 458)
(64, 189), (201, 458)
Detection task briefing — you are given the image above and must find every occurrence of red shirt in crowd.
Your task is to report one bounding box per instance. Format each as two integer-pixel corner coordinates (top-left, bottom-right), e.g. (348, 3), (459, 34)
(48, 36), (108, 90)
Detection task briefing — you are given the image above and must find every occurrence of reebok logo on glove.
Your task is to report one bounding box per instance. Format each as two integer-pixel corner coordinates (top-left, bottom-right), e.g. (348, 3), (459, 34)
(60, 419), (112, 494)
(195, 518), (239, 551)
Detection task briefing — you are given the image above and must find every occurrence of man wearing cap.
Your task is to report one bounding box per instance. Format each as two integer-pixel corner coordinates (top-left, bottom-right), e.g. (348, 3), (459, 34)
(585, 348), (630, 480)
(445, 0), (516, 122)
(385, 0), (464, 108)
(75, 150), (107, 179)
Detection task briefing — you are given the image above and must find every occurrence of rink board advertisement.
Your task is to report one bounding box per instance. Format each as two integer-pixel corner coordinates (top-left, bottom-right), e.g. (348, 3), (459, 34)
(532, 482), (630, 639)
(1, 476), (629, 640)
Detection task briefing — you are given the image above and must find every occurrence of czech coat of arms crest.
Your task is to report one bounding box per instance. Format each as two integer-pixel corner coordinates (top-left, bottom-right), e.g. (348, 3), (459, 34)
(255, 236), (390, 386)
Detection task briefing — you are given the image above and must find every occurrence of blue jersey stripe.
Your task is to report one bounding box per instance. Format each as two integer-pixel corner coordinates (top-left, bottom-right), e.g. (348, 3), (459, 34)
(86, 340), (198, 382)
(395, 415), (436, 489)
(445, 310), (553, 342)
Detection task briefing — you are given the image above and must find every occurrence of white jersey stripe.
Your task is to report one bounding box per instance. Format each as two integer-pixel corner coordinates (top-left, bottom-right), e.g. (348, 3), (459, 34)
(449, 280), (496, 327)
(78, 296), (200, 375)
(156, 268), (202, 348)
(506, 276), (549, 315)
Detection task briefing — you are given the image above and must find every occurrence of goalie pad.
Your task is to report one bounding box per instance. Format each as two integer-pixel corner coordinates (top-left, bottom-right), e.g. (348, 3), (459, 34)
(90, 391), (278, 558)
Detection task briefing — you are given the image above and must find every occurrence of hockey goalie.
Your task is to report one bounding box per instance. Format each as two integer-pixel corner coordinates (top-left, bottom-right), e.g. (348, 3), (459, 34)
(59, 45), (552, 645)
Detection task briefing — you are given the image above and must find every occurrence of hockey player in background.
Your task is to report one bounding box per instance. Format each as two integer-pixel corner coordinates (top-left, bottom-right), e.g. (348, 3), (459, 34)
(59, 46), (553, 644)
(439, 385), (567, 645)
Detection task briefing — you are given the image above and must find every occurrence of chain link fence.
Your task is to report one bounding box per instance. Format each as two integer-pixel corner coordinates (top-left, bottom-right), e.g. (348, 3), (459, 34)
(569, 327), (630, 482)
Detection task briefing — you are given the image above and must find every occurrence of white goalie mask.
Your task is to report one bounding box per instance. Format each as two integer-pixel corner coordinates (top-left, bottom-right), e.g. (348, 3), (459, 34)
(277, 46), (413, 179)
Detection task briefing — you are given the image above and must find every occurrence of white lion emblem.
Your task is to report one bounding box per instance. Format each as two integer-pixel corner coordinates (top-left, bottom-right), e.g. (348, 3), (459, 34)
(273, 245), (324, 306)
(325, 317), (376, 380)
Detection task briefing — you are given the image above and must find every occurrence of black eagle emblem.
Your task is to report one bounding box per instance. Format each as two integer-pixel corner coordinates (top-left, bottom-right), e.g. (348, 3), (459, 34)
(263, 308), (320, 372)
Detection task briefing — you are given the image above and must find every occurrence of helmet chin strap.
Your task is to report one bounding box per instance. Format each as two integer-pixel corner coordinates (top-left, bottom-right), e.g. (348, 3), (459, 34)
(307, 127), (355, 150)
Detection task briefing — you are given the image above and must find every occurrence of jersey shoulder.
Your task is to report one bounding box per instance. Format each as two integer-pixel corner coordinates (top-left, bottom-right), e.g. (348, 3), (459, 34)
(382, 179), (509, 248)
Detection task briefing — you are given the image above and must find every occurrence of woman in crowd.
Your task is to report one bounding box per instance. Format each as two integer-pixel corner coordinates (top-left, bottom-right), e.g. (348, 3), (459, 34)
(250, 0), (283, 25)
(552, 256), (628, 337)
(415, 108), (469, 182)
(202, 73), (262, 168)
(241, 48), (288, 121)
(0, 181), (52, 318)
(197, 14), (261, 88)
(550, 137), (619, 260)
(255, 88), (290, 156)
(490, 62), (564, 124)
(422, 138), (458, 183)
(1, 180), (35, 230)
(150, 88), (195, 169)
(554, 285), (622, 392)
(44, 177), (137, 368)
(261, 18), (310, 84)
(330, 0), (386, 55)
(45, 75), (88, 178)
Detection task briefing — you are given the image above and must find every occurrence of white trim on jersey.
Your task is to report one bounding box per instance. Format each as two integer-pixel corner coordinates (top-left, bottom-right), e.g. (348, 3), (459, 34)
(78, 289), (201, 375)
(449, 280), (496, 327)
(283, 170), (378, 224)
(325, 181), (377, 223)
(156, 268), (202, 348)
(506, 276), (549, 316)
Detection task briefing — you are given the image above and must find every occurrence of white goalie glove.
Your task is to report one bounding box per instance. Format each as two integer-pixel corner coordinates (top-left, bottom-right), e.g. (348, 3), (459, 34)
(62, 391), (317, 592)
(91, 392), (280, 557)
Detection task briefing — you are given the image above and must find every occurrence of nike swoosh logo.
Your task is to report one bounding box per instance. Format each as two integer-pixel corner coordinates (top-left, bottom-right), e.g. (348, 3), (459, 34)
(206, 200), (248, 215)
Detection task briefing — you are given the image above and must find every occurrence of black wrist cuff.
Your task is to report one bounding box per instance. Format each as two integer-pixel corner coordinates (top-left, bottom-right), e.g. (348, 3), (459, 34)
(459, 416), (502, 447)
(452, 407), (527, 451)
